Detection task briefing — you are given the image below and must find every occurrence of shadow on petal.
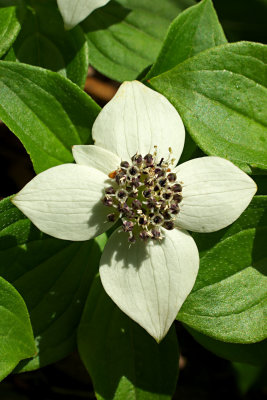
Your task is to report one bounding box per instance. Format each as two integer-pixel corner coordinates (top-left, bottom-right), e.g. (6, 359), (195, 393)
(87, 180), (118, 238)
(101, 227), (151, 271)
(87, 200), (116, 238)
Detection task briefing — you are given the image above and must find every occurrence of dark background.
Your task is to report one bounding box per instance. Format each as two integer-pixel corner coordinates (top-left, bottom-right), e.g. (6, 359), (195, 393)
(0, 0), (266, 398)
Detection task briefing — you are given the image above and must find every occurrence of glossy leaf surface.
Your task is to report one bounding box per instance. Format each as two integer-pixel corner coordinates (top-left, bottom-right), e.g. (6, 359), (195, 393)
(177, 196), (267, 343)
(147, 0), (227, 79)
(151, 42), (267, 172)
(0, 61), (100, 173)
(82, 0), (195, 81)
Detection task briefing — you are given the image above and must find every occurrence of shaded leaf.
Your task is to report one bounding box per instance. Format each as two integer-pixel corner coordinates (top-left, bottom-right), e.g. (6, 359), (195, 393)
(233, 362), (263, 395)
(11, 0), (88, 87)
(187, 327), (267, 366)
(78, 276), (179, 400)
(0, 197), (104, 371)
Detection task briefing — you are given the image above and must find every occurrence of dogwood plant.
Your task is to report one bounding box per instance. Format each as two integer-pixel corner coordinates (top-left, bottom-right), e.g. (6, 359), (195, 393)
(57, 0), (111, 30)
(12, 81), (257, 342)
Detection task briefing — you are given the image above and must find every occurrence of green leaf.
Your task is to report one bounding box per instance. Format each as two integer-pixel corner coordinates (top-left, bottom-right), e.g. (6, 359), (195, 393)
(11, 0), (88, 88)
(0, 276), (36, 381)
(78, 277), (179, 400)
(82, 0), (195, 82)
(0, 0), (25, 58)
(192, 195), (267, 257)
(147, 0), (227, 79)
(187, 327), (267, 366)
(0, 61), (100, 173)
(150, 42), (267, 172)
(177, 196), (267, 343)
(233, 362), (263, 395)
(0, 197), (105, 371)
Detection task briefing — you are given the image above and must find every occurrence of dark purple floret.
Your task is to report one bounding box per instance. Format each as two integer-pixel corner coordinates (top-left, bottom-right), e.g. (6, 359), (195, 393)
(167, 173), (177, 182)
(129, 166), (138, 176)
(123, 220), (134, 232)
(105, 186), (115, 195)
(103, 196), (113, 206)
(132, 199), (142, 209)
(103, 150), (183, 243)
(143, 189), (152, 198)
(163, 221), (174, 230)
(173, 194), (182, 203)
(152, 228), (161, 239)
(139, 231), (150, 240)
(172, 183), (182, 192)
(120, 160), (130, 168)
(144, 153), (153, 166)
(107, 213), (116, 222)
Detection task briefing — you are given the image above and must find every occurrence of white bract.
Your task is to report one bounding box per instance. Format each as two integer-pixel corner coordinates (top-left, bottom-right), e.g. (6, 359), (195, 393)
(12, 81), (257, 342)
(57, 0), (111, 30)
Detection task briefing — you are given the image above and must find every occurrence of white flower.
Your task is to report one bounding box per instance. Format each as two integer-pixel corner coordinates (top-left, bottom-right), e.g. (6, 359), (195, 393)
(12, 81), (257, 342)
(57, 0), (111, 30)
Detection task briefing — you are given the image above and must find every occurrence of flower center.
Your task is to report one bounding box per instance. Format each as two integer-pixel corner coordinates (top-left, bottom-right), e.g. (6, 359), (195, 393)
(102, 149), (182, 243)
